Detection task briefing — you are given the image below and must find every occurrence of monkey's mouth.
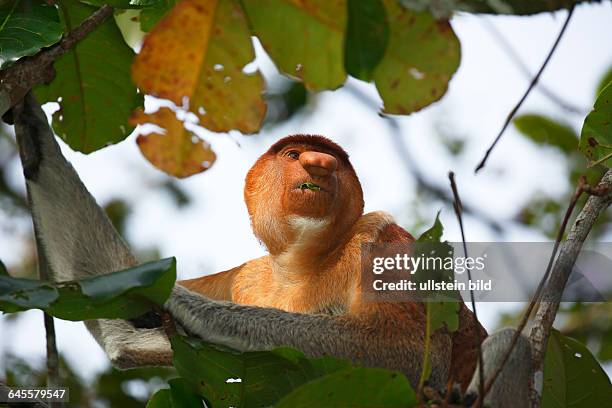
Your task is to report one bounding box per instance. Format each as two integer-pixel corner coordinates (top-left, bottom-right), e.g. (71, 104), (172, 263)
(298, 182), (321, 191)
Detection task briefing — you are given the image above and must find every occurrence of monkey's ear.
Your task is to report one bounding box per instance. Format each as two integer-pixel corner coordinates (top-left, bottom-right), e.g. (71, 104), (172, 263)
(130, 309), (163, 329)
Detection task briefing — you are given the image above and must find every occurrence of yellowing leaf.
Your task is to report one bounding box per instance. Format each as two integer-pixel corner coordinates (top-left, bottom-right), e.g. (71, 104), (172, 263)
(373, 0), (460, 114)
(241, 0), (347, 91)
(132, 0), (266, 133)
(130, 108), (216, 178)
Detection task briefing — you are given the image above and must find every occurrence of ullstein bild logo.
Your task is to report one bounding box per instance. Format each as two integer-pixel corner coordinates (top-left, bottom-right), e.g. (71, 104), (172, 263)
(360, 242), (612, 303)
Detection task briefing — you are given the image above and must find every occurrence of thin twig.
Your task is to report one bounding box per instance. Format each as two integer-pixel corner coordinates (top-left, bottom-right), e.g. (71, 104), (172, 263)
(471, 173), (591, 407)
(475, 6), (575, 173)
(479, 18), (584, 116)
(582, 181), (611, 197)
(447, 172), (484, 408)
(0, 5), (114, 117)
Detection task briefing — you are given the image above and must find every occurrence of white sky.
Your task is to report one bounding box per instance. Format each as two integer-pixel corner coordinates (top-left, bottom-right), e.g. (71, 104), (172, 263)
(1, 3), (611, 382)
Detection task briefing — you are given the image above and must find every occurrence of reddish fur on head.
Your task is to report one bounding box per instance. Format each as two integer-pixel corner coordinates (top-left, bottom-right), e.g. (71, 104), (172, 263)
(244, 135), (364, 255)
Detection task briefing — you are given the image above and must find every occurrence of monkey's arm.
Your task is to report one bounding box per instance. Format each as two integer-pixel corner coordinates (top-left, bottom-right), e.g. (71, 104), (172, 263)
(165, 284), (451, 389)
(13, 93), (172, 368)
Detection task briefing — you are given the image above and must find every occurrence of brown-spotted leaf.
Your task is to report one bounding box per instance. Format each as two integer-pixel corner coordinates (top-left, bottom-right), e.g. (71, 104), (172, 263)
(373, 0), (460, 115)
(132, 0), (266, 134)
(131, 108), (216, 178)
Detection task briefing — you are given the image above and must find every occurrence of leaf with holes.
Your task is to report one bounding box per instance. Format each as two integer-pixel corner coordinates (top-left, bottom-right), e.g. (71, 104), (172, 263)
(34, 0), (143, 153)
(132, 0), (266, 134)
(131, 107), (216, 178)
(241, 0), (347, 91)
(541, 330), (611, 407)
(0, 0), (62, 68)
(579, 82), (612, 168)
(373, 0), (460, 115)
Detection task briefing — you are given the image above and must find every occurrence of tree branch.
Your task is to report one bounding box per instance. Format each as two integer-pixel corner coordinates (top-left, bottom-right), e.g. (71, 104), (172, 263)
(529, 169), (612, 402)
(470, 171), (600, 407)
(0, 5), (114, 117)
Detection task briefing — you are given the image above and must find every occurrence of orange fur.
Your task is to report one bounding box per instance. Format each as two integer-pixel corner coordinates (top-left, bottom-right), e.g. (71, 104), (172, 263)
(178, 135), (485, 388)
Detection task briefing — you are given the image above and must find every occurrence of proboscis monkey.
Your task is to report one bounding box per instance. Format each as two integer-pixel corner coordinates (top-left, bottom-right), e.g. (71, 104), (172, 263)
(171, 134), (486, 390)
(13, 94), (531, 406)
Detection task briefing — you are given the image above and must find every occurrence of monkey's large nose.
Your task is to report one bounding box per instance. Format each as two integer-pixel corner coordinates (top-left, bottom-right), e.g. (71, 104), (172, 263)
(300, 151), (338, 177)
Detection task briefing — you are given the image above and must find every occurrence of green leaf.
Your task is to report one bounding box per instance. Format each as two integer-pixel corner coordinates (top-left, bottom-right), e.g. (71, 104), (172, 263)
(417, 211), (443, 243)
(579, 82), (612, 168)
(172, 336), (352, 408)
(373, 0), (460, 115)
(81, 258), (175, 304)
(428, 301), (459, 332)
(514, 114), (578, 154)
(0, 260), (7, 276)
(541, 330), (612, 407)
(417, 213), (459, 328)
(0, 275), (58, 313)
(147, 388), (171, 407)
(167, 378), (205, 408)
(0, 0), (62, 68)
(139, 0), (177, 31)
(344, 0), (389, 82)
(241, 0), (347, 91)
(34, 0), (143, 153)
(299, 182), (320, 191)
(275, 367), (417, 407)
(595, 66), (612, 97)
(0, 258), (176, 320)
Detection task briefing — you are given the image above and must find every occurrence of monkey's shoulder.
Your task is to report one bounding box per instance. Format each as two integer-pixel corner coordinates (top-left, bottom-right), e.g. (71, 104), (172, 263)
(229, 256), (274, 304)
(348, 211), (415, 245)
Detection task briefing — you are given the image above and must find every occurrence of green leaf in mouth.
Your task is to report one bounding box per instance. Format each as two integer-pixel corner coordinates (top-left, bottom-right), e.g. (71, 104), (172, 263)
(299, 182), (321, 191)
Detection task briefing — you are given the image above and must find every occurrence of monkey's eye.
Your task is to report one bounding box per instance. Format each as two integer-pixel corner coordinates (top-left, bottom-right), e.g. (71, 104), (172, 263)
(285, 150), (300, 160)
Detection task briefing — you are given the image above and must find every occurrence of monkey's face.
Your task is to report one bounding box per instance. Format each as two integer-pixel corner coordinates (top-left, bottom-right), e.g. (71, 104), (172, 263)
(245, 135), (364, 253)
(279, 144), (341, 218)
